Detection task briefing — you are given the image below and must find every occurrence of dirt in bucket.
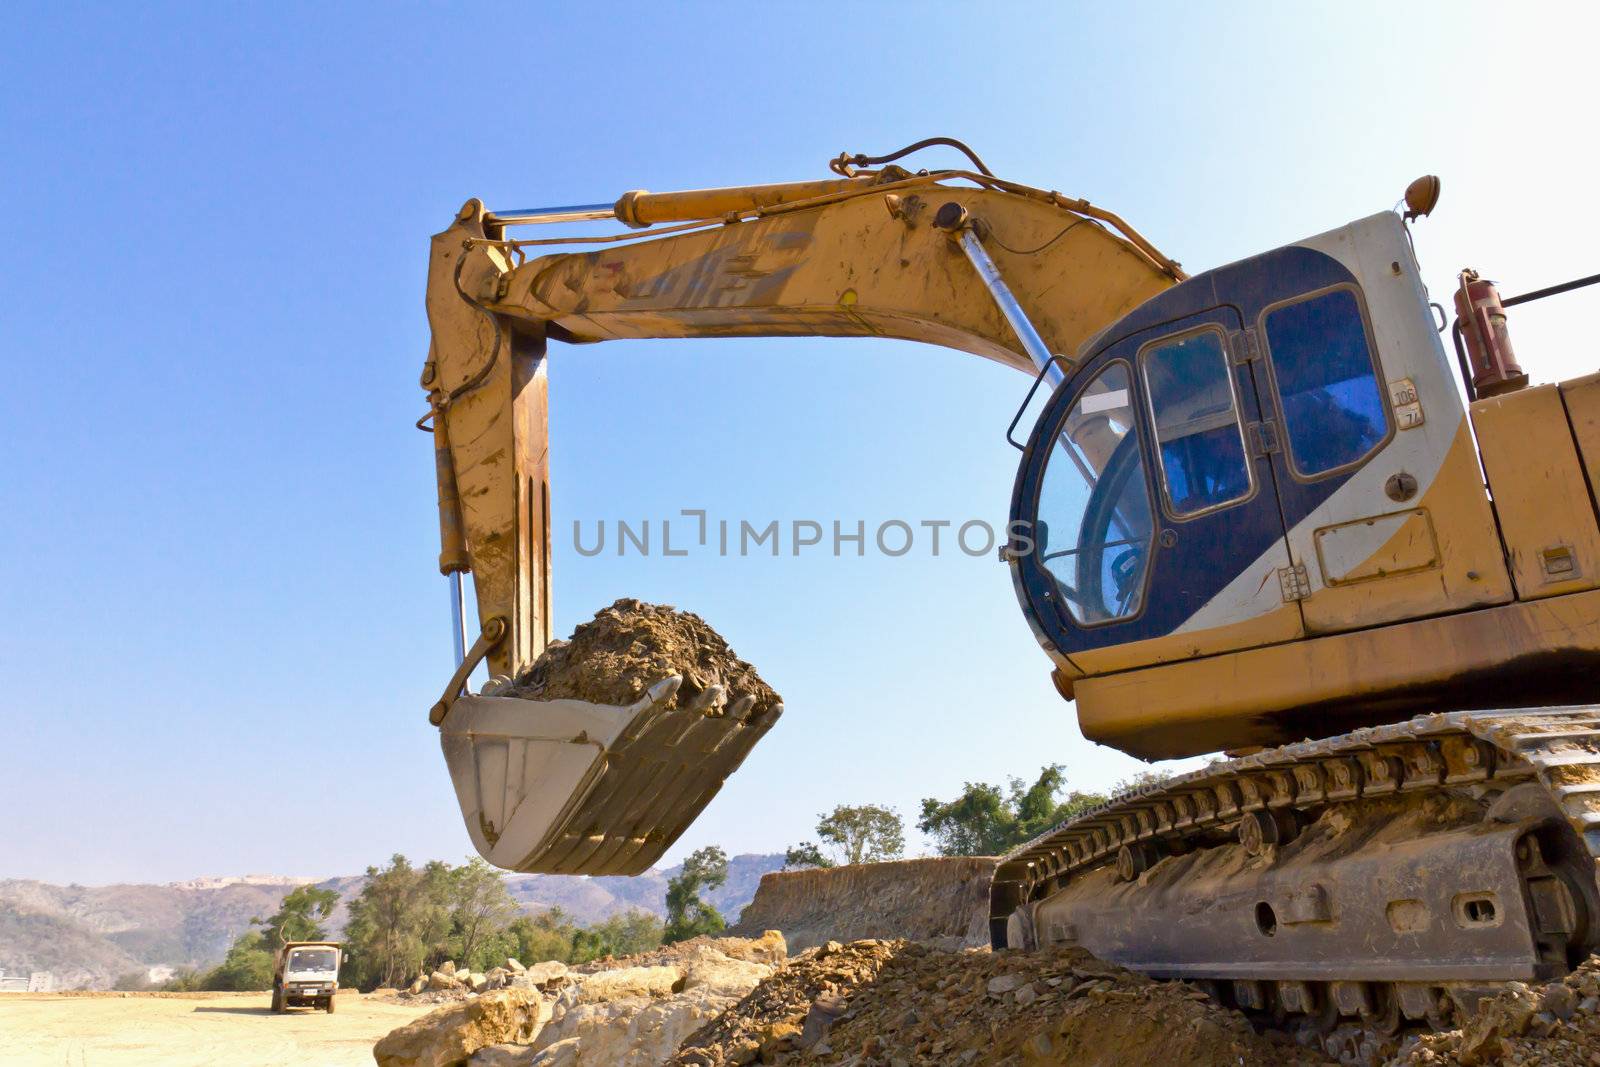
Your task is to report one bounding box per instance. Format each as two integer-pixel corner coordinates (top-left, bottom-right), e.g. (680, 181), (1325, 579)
(506, 598), (781, 715)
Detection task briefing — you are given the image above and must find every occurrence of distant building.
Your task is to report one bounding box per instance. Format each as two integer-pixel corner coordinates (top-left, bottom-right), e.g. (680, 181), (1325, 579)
(0, 969), (53, 992)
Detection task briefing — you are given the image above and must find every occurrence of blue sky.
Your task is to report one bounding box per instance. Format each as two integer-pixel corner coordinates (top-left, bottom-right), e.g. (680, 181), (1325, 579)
(3, 2), (1596, 885)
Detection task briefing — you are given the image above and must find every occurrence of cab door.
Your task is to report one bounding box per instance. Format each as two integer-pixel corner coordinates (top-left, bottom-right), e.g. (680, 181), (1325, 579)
(1242, 218), (1512, 635)
(1013, 306), (1304, 676)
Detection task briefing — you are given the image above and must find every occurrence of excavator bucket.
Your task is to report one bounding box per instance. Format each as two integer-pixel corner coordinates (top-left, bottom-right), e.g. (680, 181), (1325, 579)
(439, 676), (782, 876)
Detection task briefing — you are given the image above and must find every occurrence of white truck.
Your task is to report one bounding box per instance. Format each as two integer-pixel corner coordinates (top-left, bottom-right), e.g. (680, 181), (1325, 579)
(271, 941), (342, 1013)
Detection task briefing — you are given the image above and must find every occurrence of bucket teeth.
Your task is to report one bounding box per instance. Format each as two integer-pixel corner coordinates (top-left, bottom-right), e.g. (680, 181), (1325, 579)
(685, 683), (727, 715)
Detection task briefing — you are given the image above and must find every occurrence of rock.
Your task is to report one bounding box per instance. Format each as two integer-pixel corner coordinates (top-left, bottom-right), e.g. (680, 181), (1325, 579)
(428, 970), (465, 992)
(470, 1044), (537, 1067)
(575, 965), (682, 1003)
(440, 961), (458, 977)
(373, 989), (550, 1067)
(524, 961), (569, 987)
(800, 994), (848, 1048)
(506, 958), (526, 973)
(708, 930), (787, 967)
(986, 973), (1025, 996)
(527, 1036), (580, 1067)
(407, 978), (427, 996)
(468, 972), (490, 993)
(1582, 995), (1600, 1015)
(678, 944), (773, 998)
(1014, 982), (1038, 1007)
(1544, 982), (1579, 1020)
(529, 989), (737, 1066)
(1457, 984), (1541, 1066)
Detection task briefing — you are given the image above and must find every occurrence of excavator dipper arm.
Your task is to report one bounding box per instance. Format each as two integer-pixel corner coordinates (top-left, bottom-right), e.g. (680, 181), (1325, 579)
(420, 163), (1179, 874)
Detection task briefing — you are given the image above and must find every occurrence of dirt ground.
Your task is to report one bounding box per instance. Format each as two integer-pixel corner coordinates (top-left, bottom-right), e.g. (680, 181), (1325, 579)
(0, 991), (434, 1067)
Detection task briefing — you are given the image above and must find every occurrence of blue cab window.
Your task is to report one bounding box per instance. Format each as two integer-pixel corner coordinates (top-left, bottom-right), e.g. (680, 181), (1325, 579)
(1263, 288), (1388, 477)
(1141, 330), (1252, 517)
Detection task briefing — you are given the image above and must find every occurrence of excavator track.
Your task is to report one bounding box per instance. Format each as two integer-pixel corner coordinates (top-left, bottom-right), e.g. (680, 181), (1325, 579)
(990, 706), (1600, 1030)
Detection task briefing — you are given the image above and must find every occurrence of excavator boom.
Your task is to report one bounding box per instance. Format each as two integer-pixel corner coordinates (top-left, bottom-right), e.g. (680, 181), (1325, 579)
(420, 157), (1181, 874)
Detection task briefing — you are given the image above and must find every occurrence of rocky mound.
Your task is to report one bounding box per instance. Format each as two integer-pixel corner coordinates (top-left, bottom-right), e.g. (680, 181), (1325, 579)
(507, 599), (779, 715)
(666, 939), (1327, 1067)
(374, 932), (787, 1067)
(727, 858), (996, 952)
(1391, 959), (1600, 1066)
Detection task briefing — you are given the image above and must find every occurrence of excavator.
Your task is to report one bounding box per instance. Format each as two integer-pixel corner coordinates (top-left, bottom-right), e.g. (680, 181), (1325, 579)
(419, 139), (1600, 1030)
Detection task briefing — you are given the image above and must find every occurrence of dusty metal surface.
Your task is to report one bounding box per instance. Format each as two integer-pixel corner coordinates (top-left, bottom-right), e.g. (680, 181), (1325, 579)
(992, 706), (1600, 1027)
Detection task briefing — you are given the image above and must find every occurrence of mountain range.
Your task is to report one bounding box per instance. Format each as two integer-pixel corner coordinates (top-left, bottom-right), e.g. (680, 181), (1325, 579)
(0, 853), (785, 990)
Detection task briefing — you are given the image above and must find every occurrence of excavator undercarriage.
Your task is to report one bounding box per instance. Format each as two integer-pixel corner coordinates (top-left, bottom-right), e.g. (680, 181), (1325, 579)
(992, 706), (1600, 1030)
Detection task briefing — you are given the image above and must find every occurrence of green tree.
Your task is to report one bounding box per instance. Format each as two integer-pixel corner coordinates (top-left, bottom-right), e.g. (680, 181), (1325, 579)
(255, 884), (339, 950)
(343, 855), (431, 989)
(160, 968), (206, 992)
(506, 908), (580, 966)
(664, 846), (727, 944)
(919, 765), (1106, 856)
(783, 841), (833, 869)
(816, 804), (904, 865)
(451, 858), (520, 971)
(202, 929), (276, 990)
(571, 910), (664, 962)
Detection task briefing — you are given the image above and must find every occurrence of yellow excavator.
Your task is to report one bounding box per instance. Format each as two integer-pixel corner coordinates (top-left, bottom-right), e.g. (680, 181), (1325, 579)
(420, 139), (1600, 1030)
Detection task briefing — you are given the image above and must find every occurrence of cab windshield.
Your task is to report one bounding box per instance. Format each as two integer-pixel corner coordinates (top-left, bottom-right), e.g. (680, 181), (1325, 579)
(1033, 362), (1154, 625)
(288, 948), (338, 973)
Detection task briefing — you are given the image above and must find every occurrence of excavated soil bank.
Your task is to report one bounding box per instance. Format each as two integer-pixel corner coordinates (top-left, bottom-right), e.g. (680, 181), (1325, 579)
(728, 858), (997, 951)
(508, 599), (780, 714)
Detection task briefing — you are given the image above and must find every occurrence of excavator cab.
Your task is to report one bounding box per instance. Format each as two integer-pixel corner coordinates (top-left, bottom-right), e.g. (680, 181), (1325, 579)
(1011, 210), (1600, 759)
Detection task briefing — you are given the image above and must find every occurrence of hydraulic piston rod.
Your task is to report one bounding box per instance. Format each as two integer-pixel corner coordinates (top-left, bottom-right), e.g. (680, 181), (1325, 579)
(448, 571), (468, 669)
(934, 202), (1065, 387)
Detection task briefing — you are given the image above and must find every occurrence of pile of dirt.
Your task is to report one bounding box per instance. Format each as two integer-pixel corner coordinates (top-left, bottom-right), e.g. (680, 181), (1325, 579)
(666, 939), (1328, 1067)
(507, 599), (780, 715)
(727, 858), (997, 952)
(1391, 958), (1600, 1065)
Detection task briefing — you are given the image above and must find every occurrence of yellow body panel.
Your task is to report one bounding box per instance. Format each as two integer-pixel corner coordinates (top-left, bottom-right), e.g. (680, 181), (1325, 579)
(1068, 604), (1304, 675)
(1075, 587), (1600, 759)
(1314, 508), (1438, 585)
(1563, 371), (1600, 500)
(1472, 384), (1600, 600)
(1300, 424), (1513, 627)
